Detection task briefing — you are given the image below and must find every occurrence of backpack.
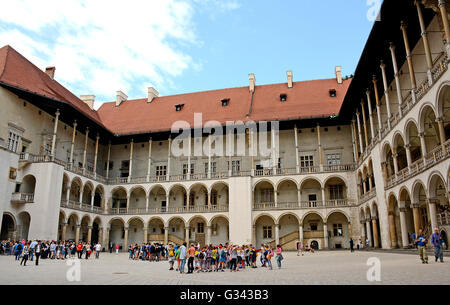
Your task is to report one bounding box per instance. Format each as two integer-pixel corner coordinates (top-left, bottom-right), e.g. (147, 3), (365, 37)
(199, 252), (205, 259)
(169, 249), (174, 257)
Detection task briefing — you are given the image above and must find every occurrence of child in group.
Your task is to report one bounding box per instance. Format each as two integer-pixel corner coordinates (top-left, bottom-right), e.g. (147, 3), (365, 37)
(266, 246), (273, 270)
(194, 247), (200, 271)
(212, 246), (218, 272)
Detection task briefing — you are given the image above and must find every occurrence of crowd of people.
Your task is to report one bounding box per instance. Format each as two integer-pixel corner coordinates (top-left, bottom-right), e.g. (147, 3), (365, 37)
(127, 242), (285, 274)
(0, 240), (103, 266)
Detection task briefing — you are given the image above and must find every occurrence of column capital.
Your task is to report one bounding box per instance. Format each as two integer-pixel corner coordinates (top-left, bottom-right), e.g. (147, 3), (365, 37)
(87, 226), (93, 230)
(419, 131), (425, 138)
(439, 0), (446, 7)
(405, 143), (411, 150)
(380, 60), (386, 69)
(399, 207), (407, 213)
(55, 109), (61, 116)
(371, 216), (378, 221)
(411, 202), (420, 209)
(400, 20), (407, 30)
(388, 211), (395, 217)
(389, 42), (396, 51)
(372, 75), (378, 83)
(124, 225), (129, 231)
(73, 120), (78, 126)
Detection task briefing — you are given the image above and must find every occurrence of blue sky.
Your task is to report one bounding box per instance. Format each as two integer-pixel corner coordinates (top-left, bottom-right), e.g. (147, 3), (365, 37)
(0, 0), (377, 108)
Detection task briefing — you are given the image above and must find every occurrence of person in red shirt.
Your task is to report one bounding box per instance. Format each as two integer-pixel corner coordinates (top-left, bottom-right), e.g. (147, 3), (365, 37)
(76, 242), (83, 259)
(187, 244), (196, 274)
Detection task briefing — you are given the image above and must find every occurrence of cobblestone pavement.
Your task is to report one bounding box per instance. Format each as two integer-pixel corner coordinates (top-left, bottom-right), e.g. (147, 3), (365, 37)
(1, 250), (449, 285)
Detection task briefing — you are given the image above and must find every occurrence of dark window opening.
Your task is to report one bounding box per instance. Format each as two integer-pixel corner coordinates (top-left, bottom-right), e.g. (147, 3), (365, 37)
(329, 89), (337, 97)
(280, 94), (287, 102)
(221, 99), (230, 107)
(175, 104), (185, 112)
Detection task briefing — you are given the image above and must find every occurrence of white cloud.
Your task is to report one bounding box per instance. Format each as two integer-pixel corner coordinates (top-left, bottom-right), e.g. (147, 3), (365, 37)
(0, 0), (199, 105)
(0, 0), (242, 107)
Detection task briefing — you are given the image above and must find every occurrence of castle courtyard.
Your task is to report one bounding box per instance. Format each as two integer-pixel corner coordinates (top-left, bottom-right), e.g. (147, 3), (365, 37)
(1, 251), (449, 285)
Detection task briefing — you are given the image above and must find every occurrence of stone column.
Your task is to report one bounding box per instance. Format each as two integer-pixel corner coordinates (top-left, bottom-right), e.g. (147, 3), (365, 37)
(87, 226), (93, 243)
(380, 61), (392, 129)
(208, 134), (212, 179)
(412, 203), (421, 236)
(98, 228), (103, 246)
(146, 195), (150, 213)
(51, 109), (60, 161)
(389, 43), (404, 116)
(126, 195), (130, 213)
(75, 225), (81, 243)
(206, 226), (212, 245)
(400, 21), (417, 103)
(405, 144), (413, 167)
(82, 127), (89, 175)
(392, 151), (399, 175)
(275, 224), (280, 246)
(93, 134), (99, 178)
(106, 141), (111, 179)
(437, 117), (447, 150)
(90, 194), (95, 211)
(317, 124), (323, 168)
(294, 126), (300, 173)
(164, 227), (169, 245)
(167, 137), (172, 181)
(365, 90), (376, 141)
(372, 76), (383, 138)
(274, 190), (278, 208)
(123, 226), (129, 251)
(299, 225), (304, 247)
(429, 200), (438, 232)
(439, 0), (450, 56)
(166, 194), (170, 211)
(323, 223), (329, 249)
(143, 227), (148, 244)
(416, 0), (434, 84)
(250, 129), (256, 176)
(360, 221), (366, 244)
(147, 138), (152, 182)
(366, 219), (373, 247)
(360, 101), (369, 147)
(61, 222), (67, 241)
(351, 120), (358, 162)
(69, 120), (77, 170)
(128, 139), (134, 183)
(399, 206), (409, 248)
(388, 212), (398, 248)
(252, 225), (257, 246)
(372, 217), (380, 248)
(321, 187), (326, 207)
(104, 227), (110, 250)
(356, 112), (364, 153)
(419, 132), (427, 156)
(185, 226), (190, 244)
(187, 136), (192, 180)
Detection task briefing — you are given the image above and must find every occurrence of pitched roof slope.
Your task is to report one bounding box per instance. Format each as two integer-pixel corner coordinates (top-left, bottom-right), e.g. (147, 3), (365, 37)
(98, 78), (351, 135)
(0, 45), (103, 126)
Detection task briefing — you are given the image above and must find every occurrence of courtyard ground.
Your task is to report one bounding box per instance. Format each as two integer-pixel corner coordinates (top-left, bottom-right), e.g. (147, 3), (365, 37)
(0, 250), (449, 285)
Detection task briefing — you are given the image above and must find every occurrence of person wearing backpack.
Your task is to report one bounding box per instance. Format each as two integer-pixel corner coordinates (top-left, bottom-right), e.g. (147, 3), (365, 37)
(14, 242), (23, 261)
(168, 245), (175, 270)
(20, 243), (30, 266)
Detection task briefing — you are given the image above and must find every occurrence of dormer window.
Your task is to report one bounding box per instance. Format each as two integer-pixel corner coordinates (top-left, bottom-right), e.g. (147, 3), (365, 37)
(280, 94), (287, 102)
(175, 104), (184, 112)
(329, 89), (337, 98)
(221, 99), (230, 107)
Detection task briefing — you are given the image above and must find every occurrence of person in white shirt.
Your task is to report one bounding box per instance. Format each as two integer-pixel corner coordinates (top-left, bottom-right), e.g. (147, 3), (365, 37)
(95, 243), (102, 259)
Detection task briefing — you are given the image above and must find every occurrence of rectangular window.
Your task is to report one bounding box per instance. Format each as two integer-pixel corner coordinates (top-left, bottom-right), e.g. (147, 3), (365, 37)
(197, 222), (204, 234)
(310, 223), (318, 231)
(184, 164), (194, 175)
(308, 194), (317, 208)
(156, 166), (167, 177)
(329, 185), (344, 200)
(327, 153), (341, 166)
(211, 191), (218, 206)
(9, 167), (17, 180)
(260, 189), (274, 203)
(333, 224), (343, 237)
(43, 135), (52, 156)
(7, 130), (22, 153)
(300, 155), (314, 168)
(263, 226), (273, 239)
(205, 162), (217, 174)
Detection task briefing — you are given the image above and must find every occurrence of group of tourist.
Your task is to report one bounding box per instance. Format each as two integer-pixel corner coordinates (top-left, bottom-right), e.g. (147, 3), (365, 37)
(0, 240), (103, 266)
(124, 242), (284, 273)
(169, 243), (283, 274)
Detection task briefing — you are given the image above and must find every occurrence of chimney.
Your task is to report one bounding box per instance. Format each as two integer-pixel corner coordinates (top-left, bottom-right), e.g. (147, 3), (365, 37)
(249, 73), (256, 92)
(45, 67), (56, 79)
(116, 91), (128, 107)
(287, 70), (293, 88)
(335, 66), (343, 84)
(148, 87), (159, 103)
(80, 95), (96, 110)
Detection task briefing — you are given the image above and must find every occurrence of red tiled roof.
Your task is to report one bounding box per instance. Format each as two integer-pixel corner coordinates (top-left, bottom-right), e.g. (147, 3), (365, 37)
(0, 45), (104, 126)
(0, 45), (352, 136)
(98, 78), (351, 135)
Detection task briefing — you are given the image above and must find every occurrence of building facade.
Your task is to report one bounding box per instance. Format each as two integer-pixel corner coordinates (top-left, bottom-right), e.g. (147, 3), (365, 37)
(0, 0), (449, 251)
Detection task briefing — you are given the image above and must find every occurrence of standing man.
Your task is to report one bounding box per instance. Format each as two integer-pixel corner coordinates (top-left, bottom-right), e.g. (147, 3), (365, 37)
(179, 242), (187, 274)
(431, 228), (444, 263)
(297, 241), (303, 256)
(95, 242), (102, 259)
(187, 243), (195, 274)
(417, 229), (428, 264)
(35, 241), (41, 266)
(29, 240), (37, 262)
(350, 238), (354, 253)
